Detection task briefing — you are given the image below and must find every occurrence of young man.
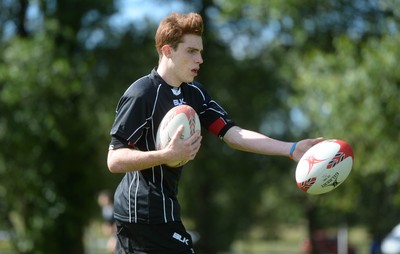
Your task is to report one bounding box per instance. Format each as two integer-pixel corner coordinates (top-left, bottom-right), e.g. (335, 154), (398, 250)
(107, 12), (322, 254)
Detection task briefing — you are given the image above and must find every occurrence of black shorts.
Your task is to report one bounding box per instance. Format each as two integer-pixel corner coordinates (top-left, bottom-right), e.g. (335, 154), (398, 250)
(115, 220), (195, 254)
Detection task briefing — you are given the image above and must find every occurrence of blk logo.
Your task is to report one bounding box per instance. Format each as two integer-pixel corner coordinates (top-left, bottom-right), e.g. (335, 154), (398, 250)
(172, 232), (189, 246)
(173, 98), (186, 106)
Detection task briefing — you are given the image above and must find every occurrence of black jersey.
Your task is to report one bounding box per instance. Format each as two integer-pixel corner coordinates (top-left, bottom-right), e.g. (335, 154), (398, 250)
(109, 68), (235, 224)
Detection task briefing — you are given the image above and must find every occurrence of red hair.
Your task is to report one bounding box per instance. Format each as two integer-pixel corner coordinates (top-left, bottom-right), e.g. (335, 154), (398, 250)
(155, 12), (203, 56)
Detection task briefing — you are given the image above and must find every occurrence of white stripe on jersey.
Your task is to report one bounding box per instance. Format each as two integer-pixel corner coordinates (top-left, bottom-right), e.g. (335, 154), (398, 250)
(170, 198), (175, 221)
(151, 84), (169, 223)
(128, 171), (139, 223)
(187, 83), (228, 116)
(160, 164), (167, 222)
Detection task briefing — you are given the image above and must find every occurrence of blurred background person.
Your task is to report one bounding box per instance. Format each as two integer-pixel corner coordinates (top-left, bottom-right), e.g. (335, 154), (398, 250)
(98, 190), (117, 253)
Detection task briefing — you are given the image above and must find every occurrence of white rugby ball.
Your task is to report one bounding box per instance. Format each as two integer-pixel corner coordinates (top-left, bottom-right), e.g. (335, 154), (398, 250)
(156, 105), (201, 167)
(295, 139), (354, 195)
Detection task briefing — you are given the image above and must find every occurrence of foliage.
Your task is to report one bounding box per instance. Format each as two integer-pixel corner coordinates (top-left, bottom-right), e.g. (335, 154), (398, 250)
(287, 33), (400, 237)
(202, 0), (400, 251)
(0, 0), (114, 253)
(1, 0), (399, 253)
(0, 25), (112, 253)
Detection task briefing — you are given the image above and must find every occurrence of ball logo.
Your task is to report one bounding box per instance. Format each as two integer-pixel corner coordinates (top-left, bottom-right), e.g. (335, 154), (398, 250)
(160, 112), (177, 131)
(303, 155), (328, 176)
(181, 107), (197, 136)
(321, 172), (340, 188)
(188, 117), (196, 135)
(327, 152), (346, 169)
(299, 177), (317, 192)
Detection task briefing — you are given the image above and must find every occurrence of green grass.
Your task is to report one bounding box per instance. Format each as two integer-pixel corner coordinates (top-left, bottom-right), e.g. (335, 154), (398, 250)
(85, 221), (114, 254)
(0, 223), (372, 254)
(0, 240), (13, 254)
(230, 225), (370, 254)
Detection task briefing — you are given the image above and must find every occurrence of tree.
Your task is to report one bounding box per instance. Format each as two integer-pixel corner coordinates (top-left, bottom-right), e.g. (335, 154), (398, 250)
(177, 1), (299, 253)
(190, 0), (400, 252)
(2, 0), (399, 253)
(288, 32), (400, 244)
(0, 0), (116, 253)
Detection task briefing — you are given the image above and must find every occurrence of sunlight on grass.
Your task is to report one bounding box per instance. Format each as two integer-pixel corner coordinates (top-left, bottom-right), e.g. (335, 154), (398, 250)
(230, 224), (370, 254)
(85, 220), (113, 254)
(0, 223), (372, 254)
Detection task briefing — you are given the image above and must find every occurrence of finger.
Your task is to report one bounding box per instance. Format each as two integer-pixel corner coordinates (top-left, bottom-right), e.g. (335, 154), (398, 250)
(192, 133), (202, 144)
(311, 137), (324, 145)
(187, 130), (201, 143)
(171, 125), (185, 141)
(191, 136), (202, 151)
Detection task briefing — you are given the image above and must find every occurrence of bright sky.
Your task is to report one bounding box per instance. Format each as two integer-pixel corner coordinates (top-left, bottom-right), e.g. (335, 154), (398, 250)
(112, 0), (192, 26)
(4, 0), (280, 60)
(110, 0), (280, 60)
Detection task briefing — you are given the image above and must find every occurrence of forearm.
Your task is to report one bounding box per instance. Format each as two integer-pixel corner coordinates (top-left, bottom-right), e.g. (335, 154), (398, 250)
(107, 148), (169, 173)
(223, 126), (293, 157)
(107, 129), (202, 173)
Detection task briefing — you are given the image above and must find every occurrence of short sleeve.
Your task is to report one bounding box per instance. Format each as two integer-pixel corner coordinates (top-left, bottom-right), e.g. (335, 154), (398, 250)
(110, 83), (152, 146)
(192, 83), (236, 138)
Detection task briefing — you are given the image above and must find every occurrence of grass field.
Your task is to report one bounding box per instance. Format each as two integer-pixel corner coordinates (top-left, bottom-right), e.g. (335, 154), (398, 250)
(1, 222), (371, 254)
(230, 225), (370, 254)
(84, 222), (371, 254)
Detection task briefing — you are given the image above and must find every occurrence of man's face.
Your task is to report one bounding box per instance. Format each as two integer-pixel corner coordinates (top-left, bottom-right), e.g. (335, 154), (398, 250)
(169, 34), (203, 84)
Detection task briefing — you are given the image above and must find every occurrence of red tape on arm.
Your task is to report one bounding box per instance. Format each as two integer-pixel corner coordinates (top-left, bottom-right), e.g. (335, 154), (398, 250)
(208, 117), (227, 137)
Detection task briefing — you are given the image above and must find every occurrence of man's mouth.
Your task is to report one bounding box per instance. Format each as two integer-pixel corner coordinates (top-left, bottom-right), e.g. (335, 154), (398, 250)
(191, 68), (199, 75)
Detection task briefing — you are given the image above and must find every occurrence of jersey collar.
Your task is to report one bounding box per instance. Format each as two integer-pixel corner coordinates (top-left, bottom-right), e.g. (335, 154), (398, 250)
(151, 67), (185, 89)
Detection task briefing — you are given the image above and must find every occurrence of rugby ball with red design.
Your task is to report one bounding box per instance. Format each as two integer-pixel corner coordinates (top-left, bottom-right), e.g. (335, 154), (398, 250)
(156, 105), (201, 167)
(295, 139), (354, 195)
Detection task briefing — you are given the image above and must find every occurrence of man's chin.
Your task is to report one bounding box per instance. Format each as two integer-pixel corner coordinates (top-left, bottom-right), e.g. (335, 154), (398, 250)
(184, 78), (195, 83)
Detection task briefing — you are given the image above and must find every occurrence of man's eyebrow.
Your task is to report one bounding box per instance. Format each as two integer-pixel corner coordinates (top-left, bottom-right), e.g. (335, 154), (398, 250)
(187, 47), (203, 53)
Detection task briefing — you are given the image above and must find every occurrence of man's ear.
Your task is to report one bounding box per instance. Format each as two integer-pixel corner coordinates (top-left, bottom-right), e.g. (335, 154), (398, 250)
(161, 45), (172, 58)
